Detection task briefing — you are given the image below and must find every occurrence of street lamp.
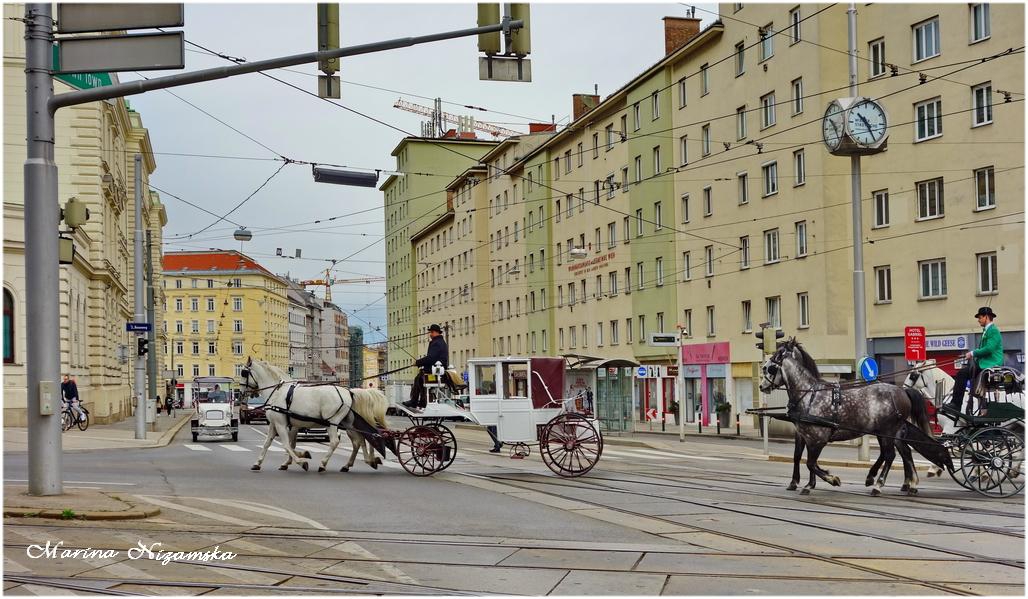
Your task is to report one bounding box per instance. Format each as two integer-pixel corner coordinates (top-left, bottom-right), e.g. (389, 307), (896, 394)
(312, 166), (379, 187)
(233, 227), (252, 241)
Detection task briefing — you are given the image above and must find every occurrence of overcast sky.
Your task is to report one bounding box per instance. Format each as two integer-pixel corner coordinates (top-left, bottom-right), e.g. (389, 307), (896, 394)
(126, 2), (718, 343)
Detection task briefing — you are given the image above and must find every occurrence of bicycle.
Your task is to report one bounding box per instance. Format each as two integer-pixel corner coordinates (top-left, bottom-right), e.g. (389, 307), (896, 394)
(61, 403), (90, 432)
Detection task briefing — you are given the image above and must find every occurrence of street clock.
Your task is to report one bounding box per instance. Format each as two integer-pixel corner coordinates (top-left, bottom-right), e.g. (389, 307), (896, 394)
(822, 97), (889, 155)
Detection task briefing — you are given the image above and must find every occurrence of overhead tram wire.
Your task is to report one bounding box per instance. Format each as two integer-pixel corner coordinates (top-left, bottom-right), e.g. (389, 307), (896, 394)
(184, 161), (289, 238)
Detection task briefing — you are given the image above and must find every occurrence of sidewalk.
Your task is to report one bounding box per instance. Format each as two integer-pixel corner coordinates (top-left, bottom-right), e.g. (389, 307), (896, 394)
(3, 410), (192, 453)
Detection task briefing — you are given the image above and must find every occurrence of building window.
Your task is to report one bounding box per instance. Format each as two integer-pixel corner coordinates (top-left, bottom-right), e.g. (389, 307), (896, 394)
(706, 306), (716, 337)
(233, 297), (243, 311)
(970, 4), (990, 43)
(638, 315), (646, 341)
(869, 38), (886, 78)
(736, 106), (747, 139)
(972, 82), (993, 126)
(652, 146), (661, 176)
(873, 189), (890, 227)
(682, 251), (691, 280)
(569, 326), (577, 349)
(605, 124), (615, 150)
(209, 364), (216, 377)
(760, 92), (776, 128)
(610, 320), (619, 345)
(742, 300), (752, 332)
(789, 7), (801, 43)
(766, 296), (782, 328)
(681, 194), (690, 223)
(678, 77), (687, 107)
(656, 312), (665, 333)
(208, 341), (216, 354)
(3, 289), (13, 363)
(795, 221), (808, 257)
(875, 265), (892, 303)
(793, 149), (806, 186)
(977, 252), (998, 294)
(592, 133), (599, 158)
(656, 257), (664, 286)
(761, 161), (778, 196)
(177, 364), (184, 377)
(624, 267), (631, 294)
(683, 309), (693, 338)
(738, 172), (749, 204)
(791, 78), (803, 114)
(206, 297), (215, 311)
(704, 245), (714, 277)
(919, 258), (947, 298)
(192, 341), (200, 355)
(740, 236), (750, 269)
(175, 298), (182, 312)
(577, 142), (583, 167)
(701, 124), (711, 155)
(175, 279), (182, 289)
(607, 222), (617, 248)
(654, 201), (663, 230)
(635, 209), (644, 237)
(637, 262), (645, 290)
(175, 320), (183, 334)
(207, 319), (215, 333)
(626, 318), (634, 343)
(609, 271), (618, 296)
(564, 150), (572, 174)
(596, 323), (603, 346)
(760, 23), (774, 61)
(679, 135), (688, 165)
(703, 186), (712, 216)
(913, 17), (940, 62)
(735, 42), (745, 76)
(193, 364), (200, 377)
(975, 166), (995, 210)
(191, 320), (199, 334)
(700, 63), (709, 95)
(233, 340), (243, 355)
(620, 114), (627, 138)
(916, 177), (944, 219)
(915, 98), (943, 141)
(764, 229), (780, 263)
(652, 91), (660, 120)
(233, 319), (243, 333)
(798, 292), (810, 328)
(175, 341), (183, 355)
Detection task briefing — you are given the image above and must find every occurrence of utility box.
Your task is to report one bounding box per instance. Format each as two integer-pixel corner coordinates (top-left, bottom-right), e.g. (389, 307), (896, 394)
(39, 381), (59, 416)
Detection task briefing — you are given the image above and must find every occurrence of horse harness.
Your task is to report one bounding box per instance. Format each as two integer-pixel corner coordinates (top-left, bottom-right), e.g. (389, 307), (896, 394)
(242, 369), (350, 429)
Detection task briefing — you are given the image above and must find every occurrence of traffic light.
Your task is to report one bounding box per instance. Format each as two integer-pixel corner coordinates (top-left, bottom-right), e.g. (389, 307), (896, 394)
(137, 337), (149, 357)
(755, 327), (784, 355)
(509, 4), (531, 56)
(477, 4), (501, 55)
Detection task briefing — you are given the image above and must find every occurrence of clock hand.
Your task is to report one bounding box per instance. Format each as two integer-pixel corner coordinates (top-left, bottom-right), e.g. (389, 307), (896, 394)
(858, 114), (874, 136)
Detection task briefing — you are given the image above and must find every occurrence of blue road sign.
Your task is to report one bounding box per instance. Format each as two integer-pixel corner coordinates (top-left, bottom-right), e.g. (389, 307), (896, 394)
(858, 357), (879, 382)
(126, 322), (152, 332)
(637, 366), (648, 378)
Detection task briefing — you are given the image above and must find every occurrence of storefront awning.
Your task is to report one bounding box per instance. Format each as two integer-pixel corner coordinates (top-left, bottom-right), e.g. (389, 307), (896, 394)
(562, 353), (640, 369)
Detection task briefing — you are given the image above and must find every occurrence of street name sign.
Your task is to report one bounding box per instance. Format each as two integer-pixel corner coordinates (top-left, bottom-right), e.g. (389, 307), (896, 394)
(904, 326), (927, 361)
(126, 322), (152, 332)
(57, 3), (184, 33)
(648, 333), (679, 347)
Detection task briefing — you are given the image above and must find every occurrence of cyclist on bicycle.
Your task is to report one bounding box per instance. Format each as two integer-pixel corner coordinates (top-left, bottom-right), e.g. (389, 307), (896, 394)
(61, 374), (85, 422)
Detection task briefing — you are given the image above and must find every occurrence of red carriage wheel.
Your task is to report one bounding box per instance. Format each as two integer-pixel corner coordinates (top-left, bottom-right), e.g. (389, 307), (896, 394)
(540, 413), (603, 477)
(397, 425), (447, 476)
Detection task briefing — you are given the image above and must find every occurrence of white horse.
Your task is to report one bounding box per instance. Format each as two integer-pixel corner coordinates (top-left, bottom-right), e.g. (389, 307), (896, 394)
(241, 358), (387, 473)
(340, 387), (390, 472)
(903, 359), (955, 434)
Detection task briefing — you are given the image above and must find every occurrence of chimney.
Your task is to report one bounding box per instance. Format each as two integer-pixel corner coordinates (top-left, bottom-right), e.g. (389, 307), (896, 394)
(572, 93), (600, 122)
(529, 122), (557, 133)
(663, 16), (701, 56)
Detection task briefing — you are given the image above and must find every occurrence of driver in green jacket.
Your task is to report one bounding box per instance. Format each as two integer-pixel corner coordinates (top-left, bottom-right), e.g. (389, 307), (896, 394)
(949, 306), (1003, 414)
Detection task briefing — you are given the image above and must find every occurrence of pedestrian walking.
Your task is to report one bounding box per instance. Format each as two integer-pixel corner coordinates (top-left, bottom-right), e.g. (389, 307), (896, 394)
(165, 394), (175, 418)
(156, 395), (163, 416)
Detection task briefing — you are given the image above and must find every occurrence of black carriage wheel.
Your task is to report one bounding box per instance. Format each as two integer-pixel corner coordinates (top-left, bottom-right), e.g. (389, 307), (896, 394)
(396, 426), (445, 476)
(540, 413), (603, 477)
(427, 423), (458, 472)
(959, 427), (1024, 498)
(942, 432), (975, 489)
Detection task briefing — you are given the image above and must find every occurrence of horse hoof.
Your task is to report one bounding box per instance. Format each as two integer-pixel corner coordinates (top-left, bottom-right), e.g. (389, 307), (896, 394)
(870, 488), (881, 497)
(371, 462), (379, 470)
(340, 466), (349, 473)
(250, 465), (261, 471)
(375, 457), (382, 466)
(301, 462), (309, 472)
(829, 476), (841, 487)
(302, 450), (312, 459)
(278, 465), (288, 471)
(906, 488), (919, 496)
(865, 478), (874, 487)
(799, 488), (811, 495)
(787, 482), (797, 491)
(318, 466), (326, 473)
(900, 483), (910, 492)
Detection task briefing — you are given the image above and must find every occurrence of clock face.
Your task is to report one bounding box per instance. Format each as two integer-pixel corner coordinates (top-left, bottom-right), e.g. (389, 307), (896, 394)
(822, 102), (844, 150)
(846, 99), (888, 146)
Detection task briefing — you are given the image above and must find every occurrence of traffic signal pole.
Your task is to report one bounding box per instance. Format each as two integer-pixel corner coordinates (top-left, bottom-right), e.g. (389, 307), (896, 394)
(134, 153), (147, 440)
(23, 2), (522, 494)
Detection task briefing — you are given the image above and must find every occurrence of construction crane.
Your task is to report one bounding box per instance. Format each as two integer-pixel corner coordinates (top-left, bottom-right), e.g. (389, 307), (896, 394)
(299, 269), (384, 303)
(393, 98), (523, 139)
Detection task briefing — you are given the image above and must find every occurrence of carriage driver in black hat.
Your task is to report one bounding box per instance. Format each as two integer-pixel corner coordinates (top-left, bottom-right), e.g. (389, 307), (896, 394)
(403, 324), (448, 411)
(948, 306), (1003, 416)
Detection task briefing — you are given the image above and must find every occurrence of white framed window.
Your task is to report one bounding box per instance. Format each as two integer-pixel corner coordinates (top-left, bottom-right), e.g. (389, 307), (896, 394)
(760, 24), (774, 61)
(206, 297), (215, 311)
(764, 228), (780, 263)
(791, 78), (803, 114)
(554, 157), (561, 179)
(638, 315), (646, 341)
(914, 97), (942, 141)
(174, 279), (182, 289)
(592, 133), (599, 158)
(970, 4), (990, 43)
(175, 298), (182, 312)
(193, 364), (200, 377)
(977, 252), (998, 294)
(761, 161), (778, 197)
(233, 319), (243, 333)
(656, 257), (664, 286)
(636, 262), (645, 290)
(678, 77), (687, 108)
(577, 142), (583, 167)
(605, 124), (615, 150)
(742, 300), (752, 332)
(869, 38), (886, 78)
(654, 201), (663, 230)
(682, 309), (693, 338)
(679, 135), (688, 165)
(635, 209), (644, 237)
(626, 317), (633, 343)
(610, 320), (619, 345)
(919, 258), (947, 298)
(795, 221), (808, 257)
(913, 17), (940, 62)
(596, 322), (603, 346)
(874, 265), (892, 303)
(625, 267), (631, 293)
(701, 124), (711, 155)
(207, 319), (215, 333)
(208, 364), (216, 376)
(737, 172), (749, 204)
(607, 222), (617, 248)
(175, 340), (183, 354)
(873, 189), (890, 227)
(620, 114), (627, 138)
(606, 174), (616, 199)
(700, 63), (709, 95)
(609, 271), (618, 295)
(916, 177), (944, 220)
(975, 166), (995, 210)
(760, 92), (776, 128)
(208, 341), (216, 354)
(735, 42), (745, 76)
(681, 194), (690, 223)
(736, 106), (747, 139)
(632, 103), (641, 131)
(972, 82), (993, 126)
(704, 245), (714, 277)
(706, 306), (716, 337)
(789, 7), (801, 44)
(233, 297), (243, 311)
(653, 146), (661, 175)
(682, 251), (692, 280)
(191, 320), (199, 334)
(740, 236), (750, 269)
(793, 149), (805, 186)
(703, 186), (712, 216)
(797, 292), (810, 328)
(191, 341), (199, 355)
(175, 320), (183, 334)
(651, 91), (660, 120)
(766, 296), (782, 328)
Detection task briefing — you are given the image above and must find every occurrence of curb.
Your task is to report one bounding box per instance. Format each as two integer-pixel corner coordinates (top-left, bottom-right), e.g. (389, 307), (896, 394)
(153, 414), (192, 447)
(3, 506), (161, 521)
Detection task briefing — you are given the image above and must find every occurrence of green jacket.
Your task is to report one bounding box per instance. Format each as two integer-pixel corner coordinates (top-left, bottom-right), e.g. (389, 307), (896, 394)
(973, 324), (1004, 369)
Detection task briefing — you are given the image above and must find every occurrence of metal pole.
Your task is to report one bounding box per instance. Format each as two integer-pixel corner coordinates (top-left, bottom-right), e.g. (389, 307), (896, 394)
(678, 330), (685, 442)
(146, 230), (158, 414)
(848, 2), (870, 462)
(24, 3), (62, 496)
(134, 154), (146, 439)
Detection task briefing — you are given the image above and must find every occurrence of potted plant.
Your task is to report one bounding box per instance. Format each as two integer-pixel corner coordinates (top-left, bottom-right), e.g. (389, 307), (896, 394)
(715, 401), (732, 427)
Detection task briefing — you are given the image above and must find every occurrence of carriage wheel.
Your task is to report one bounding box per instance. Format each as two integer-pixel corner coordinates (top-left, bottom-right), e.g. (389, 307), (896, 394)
(958, 427), (1024, 498)
(396, 425), (446, 476)
(540, 413), (603, 477)
(941, 432), (974, 489)
(427, 423), (457, 472)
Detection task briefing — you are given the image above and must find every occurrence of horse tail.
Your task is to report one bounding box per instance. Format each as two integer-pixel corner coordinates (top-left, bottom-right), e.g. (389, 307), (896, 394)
(904, 387), (933, 437)
(350, 388), (388, 430)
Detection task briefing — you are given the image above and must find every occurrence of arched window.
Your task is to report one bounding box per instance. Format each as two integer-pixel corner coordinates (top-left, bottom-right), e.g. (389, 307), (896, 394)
(4, 289), (14, 363)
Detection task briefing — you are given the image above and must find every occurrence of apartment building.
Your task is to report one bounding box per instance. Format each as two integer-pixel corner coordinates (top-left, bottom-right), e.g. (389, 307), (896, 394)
(320, 302), (349, 383)
(162, 251), (289, 401)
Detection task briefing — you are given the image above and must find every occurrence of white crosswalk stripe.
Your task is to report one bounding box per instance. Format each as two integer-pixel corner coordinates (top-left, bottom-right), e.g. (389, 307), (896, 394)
(183, 444), (212, 451)
(219, 444), (250, 451)
(602, 448), (674, 460)
(632, 447), (727, 461)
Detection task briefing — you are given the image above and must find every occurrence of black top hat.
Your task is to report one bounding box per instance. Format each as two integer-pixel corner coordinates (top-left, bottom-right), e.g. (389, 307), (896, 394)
(974, 306), (997, 319)
(428, 324), (443, 333)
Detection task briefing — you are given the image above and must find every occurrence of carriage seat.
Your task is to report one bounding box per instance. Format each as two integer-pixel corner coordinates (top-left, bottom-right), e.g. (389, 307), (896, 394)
(444, 369), (468, 394)
(977, 366), (1024, 394)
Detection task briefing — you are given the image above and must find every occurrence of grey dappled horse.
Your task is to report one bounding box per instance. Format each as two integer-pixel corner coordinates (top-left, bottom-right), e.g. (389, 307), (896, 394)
(761, 339), (935, 496)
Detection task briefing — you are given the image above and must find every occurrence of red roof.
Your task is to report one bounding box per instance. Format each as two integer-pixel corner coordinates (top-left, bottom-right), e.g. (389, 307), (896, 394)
(163, 250), (277, 279)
